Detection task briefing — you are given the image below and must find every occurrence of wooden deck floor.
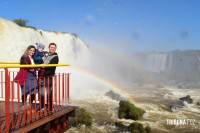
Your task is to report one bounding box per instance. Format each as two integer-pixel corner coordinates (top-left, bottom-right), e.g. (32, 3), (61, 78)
(0, 101), (77, 132)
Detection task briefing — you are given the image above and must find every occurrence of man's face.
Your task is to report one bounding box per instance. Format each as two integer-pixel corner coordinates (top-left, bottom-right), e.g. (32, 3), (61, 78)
(49, 45), (56, 54)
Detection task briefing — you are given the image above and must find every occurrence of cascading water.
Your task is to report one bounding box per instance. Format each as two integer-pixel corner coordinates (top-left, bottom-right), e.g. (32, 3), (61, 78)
(1, 18), (200, 133)
(145, 53), (168, 73)
(0, 18), (89, 63)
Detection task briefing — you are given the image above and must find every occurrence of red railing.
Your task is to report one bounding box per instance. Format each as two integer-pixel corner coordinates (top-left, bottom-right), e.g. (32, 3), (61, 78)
(0, 68), (71, 133)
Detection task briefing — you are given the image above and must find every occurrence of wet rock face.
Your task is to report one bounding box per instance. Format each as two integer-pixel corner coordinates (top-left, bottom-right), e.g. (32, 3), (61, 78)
(115, 122), (152, 133)
(105, 90), (125, 101)
(69, 108), (93, 127)
(197, 102), (200, 106)
(115, 122), (129, 132)
(168, 95), (193, 111)
(169, 100), (185, 111)
(179, 95), (193, 104)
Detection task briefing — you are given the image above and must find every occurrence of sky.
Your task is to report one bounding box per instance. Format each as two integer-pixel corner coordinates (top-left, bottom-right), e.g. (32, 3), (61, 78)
(0, 0), (200, 52)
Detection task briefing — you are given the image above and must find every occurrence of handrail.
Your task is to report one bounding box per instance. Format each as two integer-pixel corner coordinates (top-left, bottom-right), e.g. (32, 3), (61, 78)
(1, 62), (71, 132)
(0, 64), (70, 68)
(0, 62), (19, 64)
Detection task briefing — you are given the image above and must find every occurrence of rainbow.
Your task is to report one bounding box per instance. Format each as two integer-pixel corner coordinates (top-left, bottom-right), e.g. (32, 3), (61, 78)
(69, 67), (136, 104)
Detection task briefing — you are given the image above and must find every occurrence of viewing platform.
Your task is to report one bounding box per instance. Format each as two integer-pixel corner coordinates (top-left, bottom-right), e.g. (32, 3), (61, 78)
(0, 62), (77, 133)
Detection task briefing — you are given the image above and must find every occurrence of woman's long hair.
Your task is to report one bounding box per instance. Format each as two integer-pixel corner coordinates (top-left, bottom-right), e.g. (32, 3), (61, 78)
(20, 45), (36, 64)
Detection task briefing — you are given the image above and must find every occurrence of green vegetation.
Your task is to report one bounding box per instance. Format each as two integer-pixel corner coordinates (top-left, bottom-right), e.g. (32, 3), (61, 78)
(145, 126), (152, 133)
(13, 19), (28, 27)
(117, 101), (150, 132)
(129, 122), (145, 133)
(115, 122), (151, 133)
(129, 122), (151, 133)
(13, 18), (37, 30)
(70, 108), (93, 127)
(115, 122), (129, 132)
(118, 100), (145, 120)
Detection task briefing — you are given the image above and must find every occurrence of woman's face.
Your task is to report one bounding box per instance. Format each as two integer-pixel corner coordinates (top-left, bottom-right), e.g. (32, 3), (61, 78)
(28, 48), (35, 56)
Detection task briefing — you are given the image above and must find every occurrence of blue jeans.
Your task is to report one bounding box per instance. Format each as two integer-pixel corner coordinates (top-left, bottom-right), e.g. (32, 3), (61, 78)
(21, 72), (38, 106)
(21, 72), (38, 95)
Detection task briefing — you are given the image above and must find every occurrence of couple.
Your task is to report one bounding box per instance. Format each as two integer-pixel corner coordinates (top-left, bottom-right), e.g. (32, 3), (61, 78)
(14, 43), (59, 113)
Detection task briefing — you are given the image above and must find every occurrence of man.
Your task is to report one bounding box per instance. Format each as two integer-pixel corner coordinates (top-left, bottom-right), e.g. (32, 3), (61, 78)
(40, 43), (59, 112)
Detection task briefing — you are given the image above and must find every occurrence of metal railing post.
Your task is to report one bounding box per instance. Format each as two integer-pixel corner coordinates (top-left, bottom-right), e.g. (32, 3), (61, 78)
(67, 73), (71, 103)
(0, 63), (71, 131)
(5, 68), (10, 132)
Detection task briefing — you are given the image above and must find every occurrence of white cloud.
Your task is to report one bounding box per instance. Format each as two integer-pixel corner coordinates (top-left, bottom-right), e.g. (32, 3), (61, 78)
(84, 14), (94, 24)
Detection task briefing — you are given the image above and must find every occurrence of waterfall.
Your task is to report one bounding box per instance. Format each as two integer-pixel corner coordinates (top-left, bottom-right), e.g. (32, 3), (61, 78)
(145, 53), (167, 73)
(168, 52), (173, 70)
(0, 18), (89, 63)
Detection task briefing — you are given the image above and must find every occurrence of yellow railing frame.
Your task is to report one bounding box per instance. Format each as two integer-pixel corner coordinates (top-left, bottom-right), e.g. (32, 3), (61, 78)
(0, 62), (19, 64)
(0, 62), (70, 68)
(1, 61), (71, 132)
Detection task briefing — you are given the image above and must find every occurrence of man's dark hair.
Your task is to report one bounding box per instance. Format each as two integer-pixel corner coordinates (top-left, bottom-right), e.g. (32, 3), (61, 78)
(49, 43), (57, 48)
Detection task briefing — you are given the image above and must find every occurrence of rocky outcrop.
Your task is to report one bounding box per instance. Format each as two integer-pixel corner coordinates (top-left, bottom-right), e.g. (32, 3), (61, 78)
(69, 108), (93, 127)
(105, 90), (125, 101)
(115, 122), (151, 133)
(168, 95), (193, 111)
(169, 100), (185, 111)
(179, 95), (193, 104)
(118, 100), (145, 120)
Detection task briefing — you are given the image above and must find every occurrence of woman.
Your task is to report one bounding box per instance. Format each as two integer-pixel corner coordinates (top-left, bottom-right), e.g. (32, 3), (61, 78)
(14, 45), (38, 113)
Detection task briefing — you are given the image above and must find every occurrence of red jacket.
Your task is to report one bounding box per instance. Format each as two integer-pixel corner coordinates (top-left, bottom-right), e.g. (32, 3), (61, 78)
(14, 56), (35, 85)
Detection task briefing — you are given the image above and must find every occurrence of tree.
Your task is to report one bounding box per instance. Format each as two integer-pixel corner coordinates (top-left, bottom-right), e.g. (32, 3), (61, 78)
(13, 19), (28, 27)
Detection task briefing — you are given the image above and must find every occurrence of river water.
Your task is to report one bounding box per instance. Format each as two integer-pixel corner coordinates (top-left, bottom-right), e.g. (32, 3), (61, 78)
(65, 83), (200, 133)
